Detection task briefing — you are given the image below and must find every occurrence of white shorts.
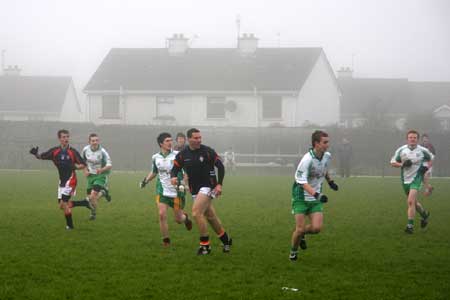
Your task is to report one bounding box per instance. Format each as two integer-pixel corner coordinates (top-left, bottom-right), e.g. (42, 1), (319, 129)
(57, 175), (77, 200)
(191, 187), (211, 200)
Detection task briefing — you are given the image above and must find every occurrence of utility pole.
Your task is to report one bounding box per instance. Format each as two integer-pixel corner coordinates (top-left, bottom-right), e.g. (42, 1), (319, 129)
(1, 49), (5, 75)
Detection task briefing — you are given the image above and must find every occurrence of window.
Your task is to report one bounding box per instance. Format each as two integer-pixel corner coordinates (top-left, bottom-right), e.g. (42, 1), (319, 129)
(262, 96), (282, 119)
(156, 97), (175, 117)
(207, 97), (226, 119)
(102, 95), (120, 119)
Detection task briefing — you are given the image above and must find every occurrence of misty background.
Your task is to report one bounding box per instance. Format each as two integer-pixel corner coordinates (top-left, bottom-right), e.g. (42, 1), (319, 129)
(1, 0), (449, 176)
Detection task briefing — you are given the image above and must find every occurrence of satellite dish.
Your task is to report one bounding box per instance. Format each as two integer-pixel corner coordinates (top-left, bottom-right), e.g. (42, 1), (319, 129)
(225, 101), (237, 112)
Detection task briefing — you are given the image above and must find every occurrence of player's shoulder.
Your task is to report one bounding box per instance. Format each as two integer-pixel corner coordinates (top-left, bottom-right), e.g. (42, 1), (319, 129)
(300, 151), (313, 163)
(417, 145), (432, 154)
(82, 145), (90, 152)
(396, 144), (408, 152)
(152, 152), (161, 160)
(324, 151), (332, 159)
(201, 144), (216, 153)
(69, 145), (82, 153)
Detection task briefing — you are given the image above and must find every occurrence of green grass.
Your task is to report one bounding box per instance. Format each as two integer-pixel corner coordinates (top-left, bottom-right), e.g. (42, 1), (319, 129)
(1, 170), (449, 300)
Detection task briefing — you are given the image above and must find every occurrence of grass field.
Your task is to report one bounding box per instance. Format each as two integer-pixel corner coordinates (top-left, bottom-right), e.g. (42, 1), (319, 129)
(1, 170), (449, 300)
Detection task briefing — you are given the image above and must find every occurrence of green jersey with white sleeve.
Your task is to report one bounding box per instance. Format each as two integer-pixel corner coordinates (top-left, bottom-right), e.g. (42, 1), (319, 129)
(294, 149), (332, 202)
(390, 145), (434, 184)
(82, 145), (112, 175)
(152, 150), (183, 198)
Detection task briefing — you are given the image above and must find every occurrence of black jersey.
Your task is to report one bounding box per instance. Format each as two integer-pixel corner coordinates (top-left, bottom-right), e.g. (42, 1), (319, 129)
(39, 145), (85, 185)
(171, 144), (224, 195)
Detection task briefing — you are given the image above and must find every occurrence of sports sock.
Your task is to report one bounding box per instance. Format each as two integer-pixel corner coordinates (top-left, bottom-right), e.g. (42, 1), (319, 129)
(65, 213), (73, 228)
(416, 207), (428, 219)
(407, 219), (414, 228)
(291, 246), (298, 252)
(200, 236), (210, 246)
(218, 231), (230, 245)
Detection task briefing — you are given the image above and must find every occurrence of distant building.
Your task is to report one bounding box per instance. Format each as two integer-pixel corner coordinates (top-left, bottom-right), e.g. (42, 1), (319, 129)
(337, 67), (450, 131)
(0, 67), (82, 122)
(84, 33), (341, 127)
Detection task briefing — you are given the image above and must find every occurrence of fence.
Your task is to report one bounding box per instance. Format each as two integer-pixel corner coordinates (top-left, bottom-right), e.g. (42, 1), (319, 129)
(0, 121), (449, 177)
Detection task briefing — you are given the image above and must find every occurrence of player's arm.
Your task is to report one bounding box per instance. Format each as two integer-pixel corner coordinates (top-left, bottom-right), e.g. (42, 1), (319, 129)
(73, 148), (86, 170)
(325, 173), (339, 191)
(390, 147), (404, 168)
(141, 159), (158, 188)
(211, 149), (225, 195)
(97, 149), (113, 174)
(170, 153), (184, 186)
(30, 147), (54, 160)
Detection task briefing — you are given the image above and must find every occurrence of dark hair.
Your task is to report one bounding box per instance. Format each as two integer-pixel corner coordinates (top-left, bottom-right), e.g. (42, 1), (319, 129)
(157, 132), (172, 146)
(406, 130), (420, 139)
(186, 128), (200, 138)
(176, 132), (186, 139)
(57, 129), (69, 138)
(89, 133), (98, 141)
(311, 130), (328, 147)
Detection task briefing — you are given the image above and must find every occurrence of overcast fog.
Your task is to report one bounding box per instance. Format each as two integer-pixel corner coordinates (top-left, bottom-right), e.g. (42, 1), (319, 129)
(1, 0), (450, 93)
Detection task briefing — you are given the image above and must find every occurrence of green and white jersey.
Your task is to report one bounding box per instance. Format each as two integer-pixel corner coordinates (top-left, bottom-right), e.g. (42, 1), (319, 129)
(391, 145), (434, 184)
(82, 145), (112, 175)
(294, 149), (332, 202)
(152, 150), (180, 198)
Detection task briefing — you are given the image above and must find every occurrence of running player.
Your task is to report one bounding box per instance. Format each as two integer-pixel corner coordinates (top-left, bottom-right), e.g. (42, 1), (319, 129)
(140, 132), (192, 246)
(80, 133), (112, 220)
(29, 129), (87, 230)
(289, 130), (339, 261)
(391, 130), (434, 233)
(170, 128), (232, 255)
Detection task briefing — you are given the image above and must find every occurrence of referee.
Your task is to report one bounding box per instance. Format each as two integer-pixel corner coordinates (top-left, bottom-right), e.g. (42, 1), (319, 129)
(171, 128), (232, 255)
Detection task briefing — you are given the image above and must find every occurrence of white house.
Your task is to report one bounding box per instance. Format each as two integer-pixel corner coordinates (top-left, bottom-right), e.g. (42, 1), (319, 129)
(337, 68), (450, 131)
(84, 34), (341, 127)
(0, 67), (82, 122)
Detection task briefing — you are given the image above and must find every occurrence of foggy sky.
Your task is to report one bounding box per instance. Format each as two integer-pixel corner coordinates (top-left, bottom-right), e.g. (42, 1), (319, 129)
(1, 0), (450, 96)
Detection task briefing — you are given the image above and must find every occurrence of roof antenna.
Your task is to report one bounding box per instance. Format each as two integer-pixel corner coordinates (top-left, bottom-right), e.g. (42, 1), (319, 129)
(236, 14), (241, 48)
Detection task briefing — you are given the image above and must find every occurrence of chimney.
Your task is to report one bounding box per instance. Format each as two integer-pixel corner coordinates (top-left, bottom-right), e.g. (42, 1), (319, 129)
(238, 33), (258, 56)
(4, 65), (21, 76)
(167, 33), (189, 56)
(337, 67), (353, 79)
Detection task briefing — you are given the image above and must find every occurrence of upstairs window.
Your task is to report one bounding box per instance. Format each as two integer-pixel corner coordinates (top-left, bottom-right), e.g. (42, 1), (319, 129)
(102, 95), (120, 119)
(207, 97), (226, 119)
(262, 96), (282, 119)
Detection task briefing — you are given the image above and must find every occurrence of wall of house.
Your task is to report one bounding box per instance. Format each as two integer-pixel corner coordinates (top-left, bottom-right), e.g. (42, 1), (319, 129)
(60, 82), (83, 122)
(88, 94), (303, 127)
(296, 51), (340, 127)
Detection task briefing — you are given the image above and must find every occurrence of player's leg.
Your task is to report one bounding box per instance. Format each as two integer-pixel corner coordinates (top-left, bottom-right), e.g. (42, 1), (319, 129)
(306, 212), (323, 234)
(157, 197), (171, 246)
(172, 197), (192, 230)
(60, 195), (74, 229)
(416, 201), (430, 228)
(192, 190), (212, 254)
(87, 186), (102, 220)
(423, 169), (433, 196)
(290, 213), (306, 261)
(205, 204), (232, 252)
(405, 189), (418, 233)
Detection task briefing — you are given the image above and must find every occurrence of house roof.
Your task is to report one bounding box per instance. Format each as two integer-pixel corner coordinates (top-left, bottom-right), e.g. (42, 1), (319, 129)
(338, 77), (410, 115)
(409, 81), (450, 112)
(339, 78), (450, 116)
(0, 76), (73, 113)
(84, 48), (323, 92)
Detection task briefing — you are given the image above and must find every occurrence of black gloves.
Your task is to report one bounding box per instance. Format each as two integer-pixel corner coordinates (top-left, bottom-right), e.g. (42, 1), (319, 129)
(403, 159), (413, 168)
(314, 192), (328, 203)
(328, 180), (339, 191)
(29, 146), (39, 156)
(140, 178), (148, 188)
